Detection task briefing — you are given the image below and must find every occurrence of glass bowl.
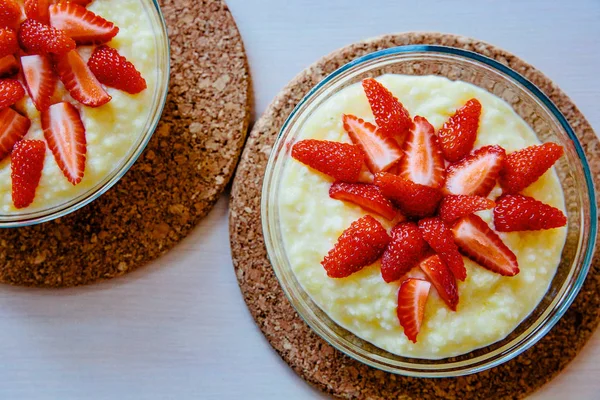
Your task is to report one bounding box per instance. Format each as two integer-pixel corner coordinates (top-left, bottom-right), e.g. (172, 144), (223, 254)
(0, 0), (170, 228)
(262, 45), (597, 377)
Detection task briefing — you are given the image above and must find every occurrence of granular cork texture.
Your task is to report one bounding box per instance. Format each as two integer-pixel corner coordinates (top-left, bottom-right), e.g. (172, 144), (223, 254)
(229, 32), (599, 399)
(0, 0), (252, 287)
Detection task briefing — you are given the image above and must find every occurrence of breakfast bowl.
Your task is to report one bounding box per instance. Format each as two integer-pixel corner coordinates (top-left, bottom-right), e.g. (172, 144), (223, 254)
(0, 0), (169, 228)
(261, 45), (597, 377)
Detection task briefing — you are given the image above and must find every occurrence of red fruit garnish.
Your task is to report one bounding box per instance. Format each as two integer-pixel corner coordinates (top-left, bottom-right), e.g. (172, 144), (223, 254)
(291, 139), (365, 182)
(397, 278), (431, 343)
(0, 54), (19, 77)
(437, 98), (482, 162)
(0, 0), (22, 29)
(499, 142), (564, 194)
(0, 78), (25, 109)
(0, 107), (31, 160)
(381, 222), (429, 283)
(398, 115), (445, 188)
(494, 194), (567, 232)
(24, 0), (50, 24)
(49, 2), (119, 45)
(18, 18), (76, 55)
(362, 77), (412, 140)
(41, 101), (86, 184)
(418, 254), (458, 311)
(452, 214), (519, 276)
(55, 49), (111, 107)
(88, 45), (147, 94)
(342, 114), (403, 173)
(21, 54), (56, 111)
(321, 215), (390, 278)
(53, 0), (93, 6)
(444, 145), (505, 197)
(329, 181), (398, 221)
(418, 217), (466, 281)
(439, 194), (495, 224)
(374, 172), (442, 218)
(0, 28), (18, 59)
(11, 139), (46, 209)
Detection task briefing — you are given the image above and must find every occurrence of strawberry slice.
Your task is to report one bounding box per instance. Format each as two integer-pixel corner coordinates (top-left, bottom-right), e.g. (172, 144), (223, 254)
(494, 194), (567, 232)
(0, 1), (22, 29)
(21, 54), (56, 111)
(88, 45), (147, 94)
(418, 254), (458, 311)
(41, 101), (86, 184)
(437, 98), (482, 162)
(381, 222), (429, 283)
(0, 28), (18, 59)
(398, 115), (445, 188)
(18, 19), (76, 55)
(342, 114), (403, 173)
(0, 78), (25, 109)
(11, 139), (46, 209)
(439, 194), (495, 224)
(418, 217), (466, 281)
(0, 55), (19, 77)
(444, 145), (505, 197)
(374, 172), (442, 218)
(53, 0), (93, 6)
(291, 139), (365, 182)
(499, 142), (564, 194)
(452, 214), (519, 276)
(362, 78), (413, 140)
(55, 49), (111, 107)
(24, 0), (50, 24)
(329, 181), (398, 221)
(49, 2), (119, 45)
(0, 108), (31, 160)
(397, 278), (431, 343)
(321, 215), (390, 278)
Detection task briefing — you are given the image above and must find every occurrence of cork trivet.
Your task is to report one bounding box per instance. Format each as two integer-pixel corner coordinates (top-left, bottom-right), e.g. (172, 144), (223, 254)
(0, 0), (251, 287)
(230, 32), (599, 399)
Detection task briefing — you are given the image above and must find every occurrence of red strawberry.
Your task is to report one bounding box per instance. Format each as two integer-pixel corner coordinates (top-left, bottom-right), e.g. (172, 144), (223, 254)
(418, 217), (466, 281)
(87, 45), (147, 94)
(11, 139), (46, 208)
(0, 1), (22, 29)
(381, 222), (429, 283)
(437, 98), (482, 162)
(494, 194), (567, 232)
(41, 101), (86, 184)
(53, 0), (93, 6)
(0, 78), (25, 109)
(444, 145), (505, 197)
(398, 116), (445, 188)
(24, 0), (50, 24)
(362, 78), (412, 140)
(49, 2), (119, 45)
(0, 28), (18, 59)
(0, 108), (31, 160)
(418, 254), (458, 311)
(321, 215), (390, 278)
(18, 19), (76, 55)
(329, 181), (398, 221)
(342, 114), (403, 173)
(55, 49), (111, 107)
(452, 214), (519, 276)
(291, 139), (365, 182)
(499, 142), (564, 194)
(374, 172), (442, 218)
(21, 54), (56, 111)
(397, 278), (431, 343)
(0, 54), (19, 77)
(439, 194), (495, 224)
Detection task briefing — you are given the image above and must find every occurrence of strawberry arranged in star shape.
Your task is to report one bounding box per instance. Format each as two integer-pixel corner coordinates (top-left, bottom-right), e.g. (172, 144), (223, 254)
(291, 78), (567, 343)
(0, 0), (148, 209)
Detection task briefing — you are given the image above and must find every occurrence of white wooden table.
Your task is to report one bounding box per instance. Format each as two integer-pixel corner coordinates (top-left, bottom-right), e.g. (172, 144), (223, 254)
(0, 1), (598, 398)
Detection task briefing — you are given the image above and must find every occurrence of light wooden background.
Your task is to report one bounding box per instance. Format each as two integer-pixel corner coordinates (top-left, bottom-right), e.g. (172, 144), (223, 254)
(0, 0), (597, 398)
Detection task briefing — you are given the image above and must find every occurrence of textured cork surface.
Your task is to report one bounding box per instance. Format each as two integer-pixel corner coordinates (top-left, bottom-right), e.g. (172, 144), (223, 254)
(0, 0), (251, 287)
(229, 32), (599, 399)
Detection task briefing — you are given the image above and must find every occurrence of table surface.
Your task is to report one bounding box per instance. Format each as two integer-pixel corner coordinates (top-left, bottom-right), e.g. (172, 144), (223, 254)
(0, 1), (598, 399)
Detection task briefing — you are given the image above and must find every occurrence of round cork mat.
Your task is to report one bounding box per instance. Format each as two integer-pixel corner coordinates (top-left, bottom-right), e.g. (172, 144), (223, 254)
(0, 0), (251, 287)
(229, 33), (599, 399)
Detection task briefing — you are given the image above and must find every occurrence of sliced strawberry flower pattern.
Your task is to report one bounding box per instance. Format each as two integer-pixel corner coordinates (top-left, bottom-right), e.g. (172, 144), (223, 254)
(291, 78), (567, 342)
